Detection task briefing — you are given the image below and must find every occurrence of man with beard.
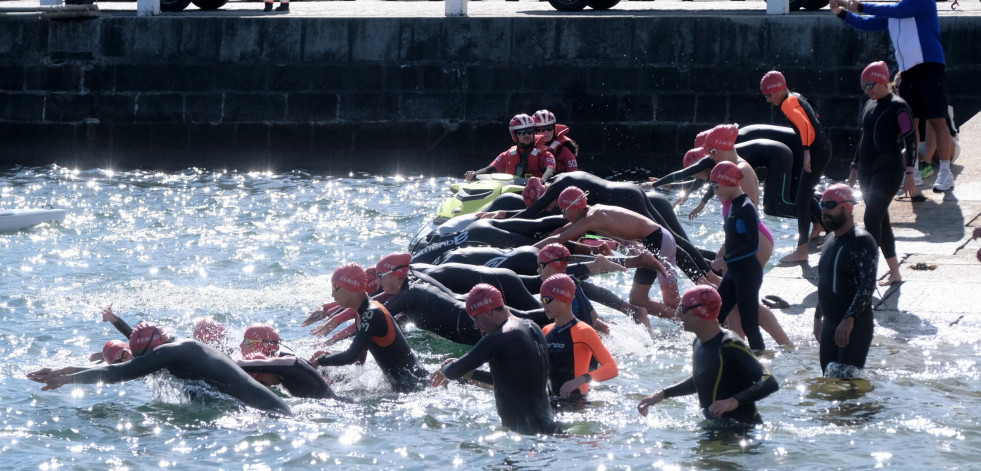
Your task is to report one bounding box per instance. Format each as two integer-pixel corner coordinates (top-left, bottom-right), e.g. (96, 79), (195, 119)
(464, 114), (556, 181)
(814, 184), (879, 379)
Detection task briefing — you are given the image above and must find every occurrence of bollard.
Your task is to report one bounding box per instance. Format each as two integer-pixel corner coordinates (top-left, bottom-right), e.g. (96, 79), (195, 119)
(445, 0), (467, 16)
(766, 0), (788, 14)
(137, 0), (160, 16)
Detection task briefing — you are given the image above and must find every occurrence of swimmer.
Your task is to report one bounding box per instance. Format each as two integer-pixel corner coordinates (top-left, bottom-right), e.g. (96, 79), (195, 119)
(237, 324), (343, 400)
(539, 274), (618, 406)
(464, 114), (556, 182)
(637, 286), (779, 427)
(27, 322), (292, 416)
(431, 284), (556, 435)
(311, 263), (429, 393)
(815, 184), (878, 378)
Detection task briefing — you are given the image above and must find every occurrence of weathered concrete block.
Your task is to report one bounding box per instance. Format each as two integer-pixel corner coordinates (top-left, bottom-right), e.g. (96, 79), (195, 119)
(233, 124), (269, 156)
(464, 93), (508, 122)
(184, 94), (223, 124)
(115, 64), (177, 92)
(815, 95), (863, 130)
(554, 18), (632, 65)
(465, 66), (523, 92)
(178, 18), (222, 61)
(214, 63), (267, 91)
(269, 124), (312, 154)
(287, 92), (339, 122)
(690, 66), (759, 94)
(655, 93), (695, 123)
(258, 20), (303, 63)
(511, 18), (558, 64)
(92, 93), (136, 123)
(267, 64), (316, 93)
(188, 123), (236, 152)
(82, 65), (112, 94)
(316, 65), (384, 91)
(48, 19), (100, 61)
(603, 124), (659, 154)
(302, 20), (350, 63)
(428, 122), (474, 154)
(471, 121), (505, 154)
(444, 18), (509, 64)
(100, 20), (129, 58)
(311, 123), (353, 153)
(638, 67), (690, 93)
(152, 123), (188, 155)
(619, 94), (654, 122)
(398, 19), (441, 63)
(136, 93), (184, 123)
(350, 19), (402, 63)
(224, 93), (286, 122)
(45, 94), (93, 122)
(350, 122), (428, 152)
(524, 65), (589, 92)
(338, 92), (399, 121)
(633, 18), (694, 66)
(0, 65), (25, 91)
(111, 123), (153, 156)
(130, 18), (182, 60)
(566, 93), (619, 122)
(401, 92), (462, 121)
(25, 64), (83, 92)
(0, 20), (46, 62)
(728, 94), (767, 126)
(419, 64), (464, 91)
(0, 93), (45, 122)
(695, 94), (728, 124)
(946, 66), (981, 97)
(590, 67), (641, 93)
(219, 20), (265, 62)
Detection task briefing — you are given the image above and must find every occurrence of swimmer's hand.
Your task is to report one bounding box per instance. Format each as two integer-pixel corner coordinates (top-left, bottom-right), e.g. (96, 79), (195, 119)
(588, 254), (627, 275)
(303, 302), (338, 326)
(673, 193), (689, 208)
(101, 304), (117, 323)
(688, 202), (705, 220)
(464, 171), (476, 182)
(309, 350), (330, 366)
(639, 181), (654, 190)
(637, 390), (665, 416)
(834, 317), (854, 347)
(707, 398), (738, 418)
(475, 210), (506, 220)
(559, 376), (589, 398)
(710, 258), (727, 273)
(27, 368), (71, 391)
(89, 352), (106, 364)
(592, 317), (611, 335)
(430, 358), (458, 388)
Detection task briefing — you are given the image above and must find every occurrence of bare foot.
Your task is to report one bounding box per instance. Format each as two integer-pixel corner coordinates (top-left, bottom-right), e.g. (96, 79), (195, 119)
(878, 273), (902, 286)
(779, 249), (809, 263)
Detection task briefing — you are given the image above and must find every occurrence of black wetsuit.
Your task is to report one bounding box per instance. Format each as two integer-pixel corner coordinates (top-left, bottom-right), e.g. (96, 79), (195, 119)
(64, 339), (291, 416)
(715, 194), (765, 352)
(410, 216), (568, 264)
(482, 192), (526, 212)
(238, 356), (341, 400)
(436, 245), (542, 273)
(737, 124), (805, 194)
(316, 299), (429, 393)
(855, 93), (917, 260)
(511, 171), (707, 274)
(384, 279), (484, 345)
(779, 93), (833, 247)
(663, 329), (778, 426)
(816, 227), (878, 374)
(442, 317), (556, 435)
(413, 263), (544, 311)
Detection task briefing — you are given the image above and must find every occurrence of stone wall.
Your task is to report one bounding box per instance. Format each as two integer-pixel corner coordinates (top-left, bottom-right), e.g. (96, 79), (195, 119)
(1, 14), (978, 176)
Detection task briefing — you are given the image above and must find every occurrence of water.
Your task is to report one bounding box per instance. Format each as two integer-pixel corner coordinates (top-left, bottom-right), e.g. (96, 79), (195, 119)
(2, 165), (979, 470)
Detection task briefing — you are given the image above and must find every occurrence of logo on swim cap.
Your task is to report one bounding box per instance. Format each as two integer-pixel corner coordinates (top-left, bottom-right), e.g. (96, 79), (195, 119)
(710, 161), (744, 187)
(129, 322), (170, 356)
(681, 285), (722, 320)
(376, 252), (411, 279)
(541, 274), (576, 304)
(466, 283), (505, 318)
(861, 61), (890, 86)
(332, 263), (367, 292)
(705, 124), (739, 152)
(760, 70), (787, 95)
(558, 186), (588, 211)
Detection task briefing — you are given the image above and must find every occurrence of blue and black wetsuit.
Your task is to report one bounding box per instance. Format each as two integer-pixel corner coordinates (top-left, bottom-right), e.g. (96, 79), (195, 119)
(316, 299), (429, 393)
(715, 194), (765, 352)
(64, 339), (292, 416)
(816, 227), (878, 374)
(442, 317), (556, 435)
(855, 93), (917, 261)
(662, 330), (778, 426)
(238, 356), (342, 401)
(410, 216), (568, 264)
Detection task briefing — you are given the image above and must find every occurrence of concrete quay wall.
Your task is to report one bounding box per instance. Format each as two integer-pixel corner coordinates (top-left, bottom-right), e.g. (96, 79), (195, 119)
(0, 14), (978, 175)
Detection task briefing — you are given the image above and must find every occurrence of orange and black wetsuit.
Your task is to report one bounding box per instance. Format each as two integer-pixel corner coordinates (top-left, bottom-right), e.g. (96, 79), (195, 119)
(542, 319), (617, 401)
(662, 330), (778, 426)
(316, 299), (428, 393)
(780, 92), (832, 247)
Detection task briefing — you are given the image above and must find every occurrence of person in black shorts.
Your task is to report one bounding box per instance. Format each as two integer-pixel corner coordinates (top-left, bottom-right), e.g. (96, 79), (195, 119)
(814, 184), (878, 379)
(311, 263), (429, 393)
(430, 284), (556, 435)
(848, 61), (918, 287)
(27, 322), (292, 416)
(637, 286), (779, 428)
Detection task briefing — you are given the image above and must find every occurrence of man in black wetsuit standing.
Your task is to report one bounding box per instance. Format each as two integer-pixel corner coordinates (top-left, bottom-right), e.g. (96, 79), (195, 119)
(430, 284), (556, 435)
(27, 322), (292, 416)
(814, 184), (879, 379)
(312, 263), (429, 393)
(637, 286), (778, 427)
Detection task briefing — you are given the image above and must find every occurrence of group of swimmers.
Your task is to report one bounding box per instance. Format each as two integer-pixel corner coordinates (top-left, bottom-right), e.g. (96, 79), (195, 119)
(28, 55), (943, 433)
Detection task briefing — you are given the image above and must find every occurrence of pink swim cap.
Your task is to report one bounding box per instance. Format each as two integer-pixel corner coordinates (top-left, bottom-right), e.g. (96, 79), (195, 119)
(522, 177), (546, 207)
(540, 274), (576, 304)
(710, 161), (744, 187)
(822, 183), (856, 210)
(681, 285), (722, 320)
(760, 70), (787, 95)
(129, 322), (170, 355)
(557, 186), (588, 211)
(694, 130), (710, 149)
(332, 263), (367, 293)
(193, 318), (226, 346)
(365, 267), (379, 293)
(705, 124), (739, 152)
(242, 324), (280, 356)
(102, 340), (131, 364)
(538, 243), (571, 271)
(466, 283), (505, 318)
(375, 252), (411, 279)
(683, 147), (706, 169)
(861, 61), (890, 85)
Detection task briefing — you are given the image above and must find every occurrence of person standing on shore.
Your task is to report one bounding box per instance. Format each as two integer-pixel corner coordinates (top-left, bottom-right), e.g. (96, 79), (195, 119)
(830, 0), (955, 192)
(814, 184), (879, 379)
(263, 0), (288, 12)
(761, 70), (832, 263)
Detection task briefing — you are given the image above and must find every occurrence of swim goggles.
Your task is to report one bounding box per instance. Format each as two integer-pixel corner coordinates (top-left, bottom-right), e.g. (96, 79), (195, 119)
(862, 82), (877, 91)
(560, 191), (589, 213)
(819, 200), (857, 210)
(540, 296), (555, 305)
(240, 337), (279, 347)
(377, 265), (409, 279)
(679, 302), (706, 314)
(537, 256), (570, 269)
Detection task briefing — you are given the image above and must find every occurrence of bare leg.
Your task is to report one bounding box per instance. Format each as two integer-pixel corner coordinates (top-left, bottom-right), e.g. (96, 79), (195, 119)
(880, 256), (902, 286)
(725, 304), (792, 346)
(629, 282), (677, 319)
(780, 244), (809, 263)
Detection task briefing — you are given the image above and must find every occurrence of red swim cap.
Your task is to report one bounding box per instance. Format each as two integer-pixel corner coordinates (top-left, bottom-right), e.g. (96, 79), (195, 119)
(541, 274), (576, 304)
(822, 183), (856, 210)
(332, 263), (367, 293)
(557, 186), (588, 211)
(694, 130), (710, 149)
(102, 340), (131, 365)
(466, 283), (505, 318)
(681, 285), (722, 320)
(242, 324), (280, 356)
(538, 243), (571, 271)
(523, 177), (546, 207)
(683, 147), (707, 169)
(710, 161), (744, 187)
(193, 317), (226, 346)
(705, 124), (739, 151)
(376, 252), (411, 279)
(760, 70), (787, 95)
(365, 267), (379, 293)
(129, 322), (170, 355)
(861, 61), (890, 85)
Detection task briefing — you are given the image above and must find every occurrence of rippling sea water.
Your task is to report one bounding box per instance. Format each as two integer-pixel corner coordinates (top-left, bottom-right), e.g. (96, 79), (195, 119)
(1, 165), (978, 470)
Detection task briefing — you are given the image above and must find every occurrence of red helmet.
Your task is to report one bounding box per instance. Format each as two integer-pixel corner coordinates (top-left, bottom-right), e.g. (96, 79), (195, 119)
(532, 110), (556, 127)
(508, 114), (536, 142)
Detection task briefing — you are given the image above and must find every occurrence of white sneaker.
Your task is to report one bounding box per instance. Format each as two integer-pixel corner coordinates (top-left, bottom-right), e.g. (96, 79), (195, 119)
(933, 170), (954, 192)
(913, 169), (923, 186)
